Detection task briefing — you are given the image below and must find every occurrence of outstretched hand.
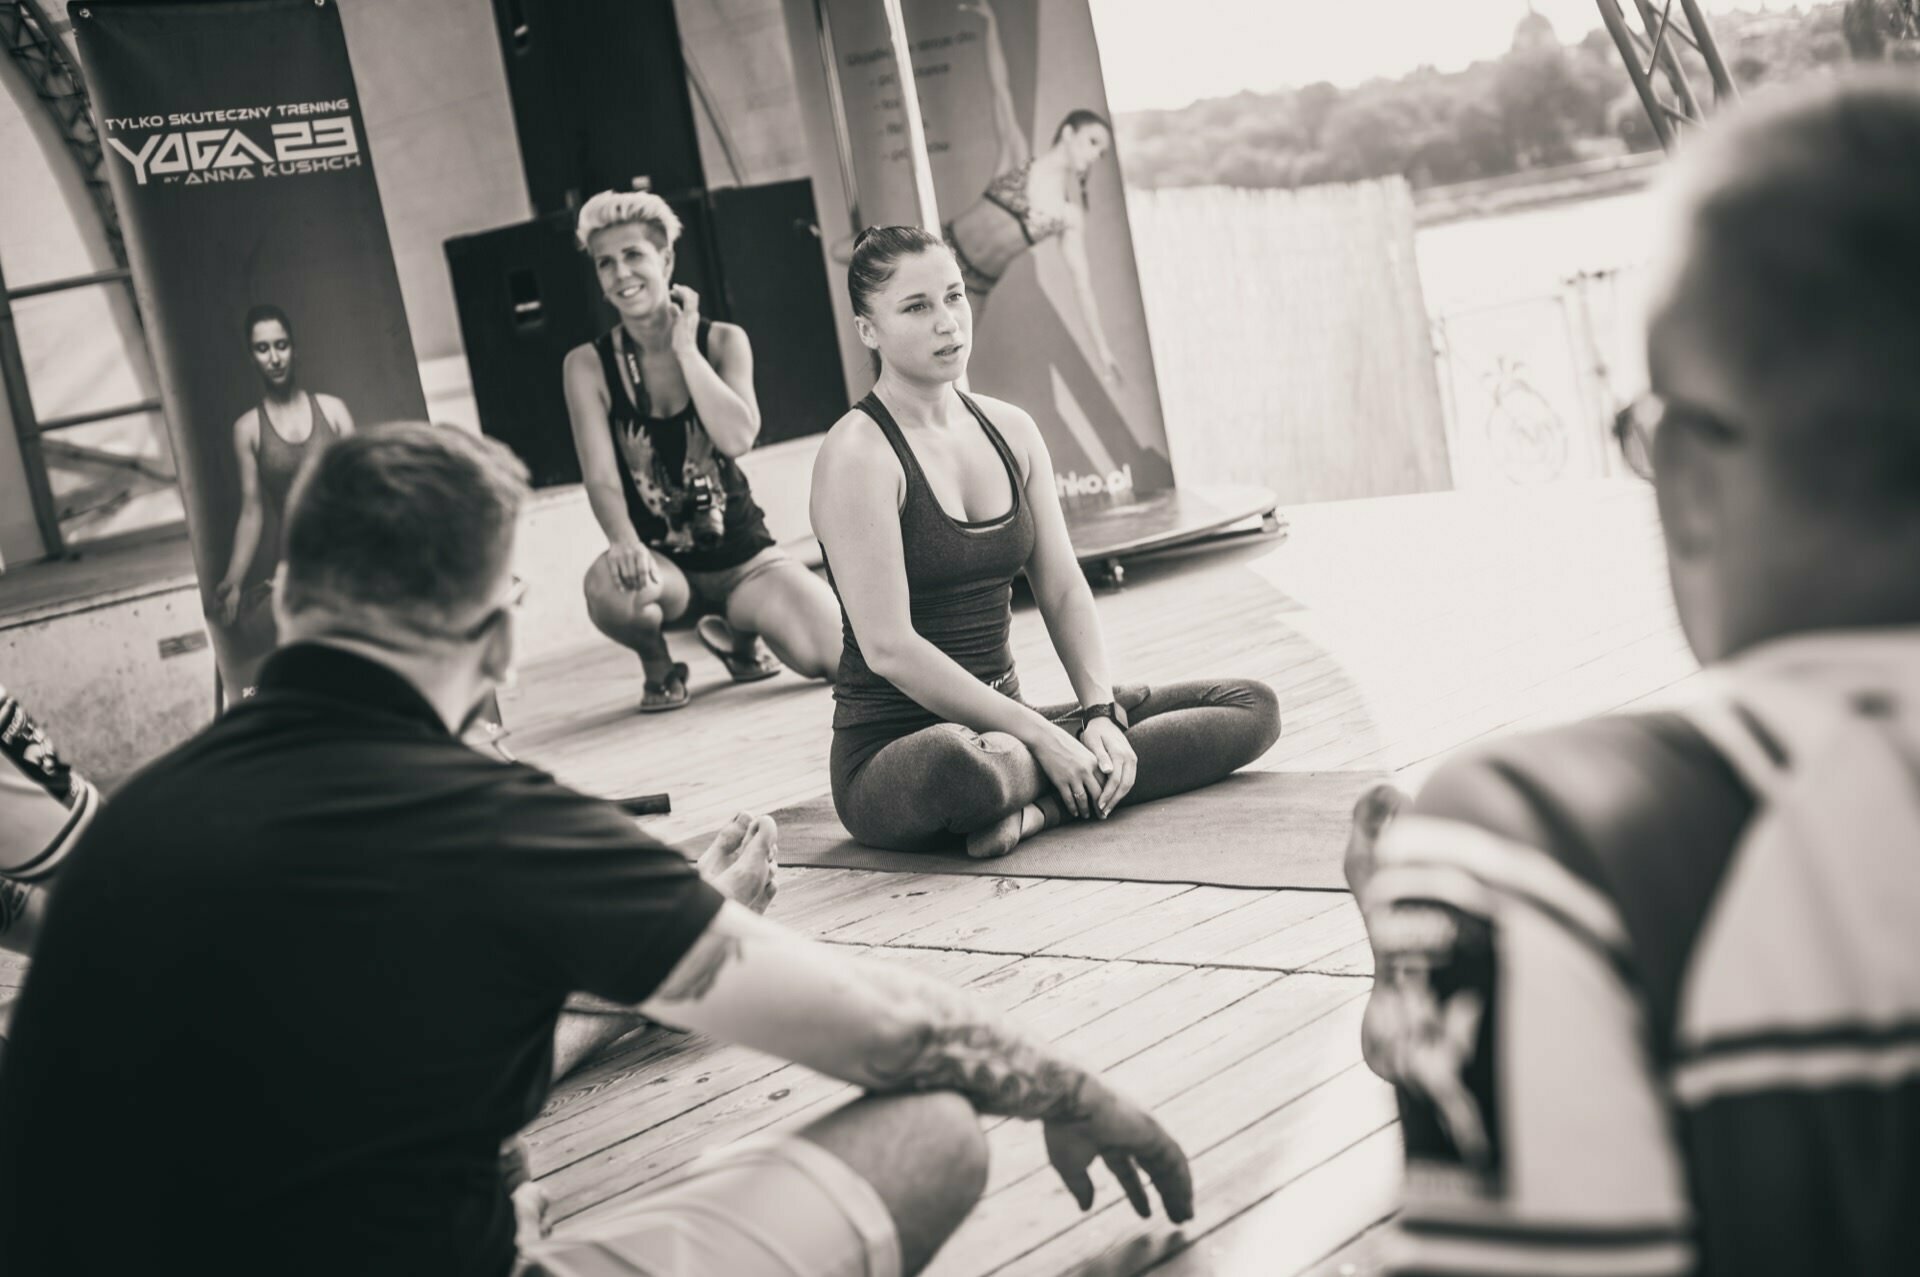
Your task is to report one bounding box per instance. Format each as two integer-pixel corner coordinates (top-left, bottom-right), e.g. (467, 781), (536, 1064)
(1044, 1080), (1193, 1224)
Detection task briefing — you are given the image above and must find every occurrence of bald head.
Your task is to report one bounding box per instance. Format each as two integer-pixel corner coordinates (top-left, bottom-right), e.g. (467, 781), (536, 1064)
(1655, 70), (1920, 523)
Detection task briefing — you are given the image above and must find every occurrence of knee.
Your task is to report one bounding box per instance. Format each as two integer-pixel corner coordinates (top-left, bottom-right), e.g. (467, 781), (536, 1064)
(914, 1091), (990, 1213)
(937, 728), (1030, 823)
(584, 560), (662, 637)
(1229, 679), (1283, 759)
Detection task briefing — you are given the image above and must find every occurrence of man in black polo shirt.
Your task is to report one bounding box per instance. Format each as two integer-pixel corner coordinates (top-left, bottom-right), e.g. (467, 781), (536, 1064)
(0, 423), (1190, 1277)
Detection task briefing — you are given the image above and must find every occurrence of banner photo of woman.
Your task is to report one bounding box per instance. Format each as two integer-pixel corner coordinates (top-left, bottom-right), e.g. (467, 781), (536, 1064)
(74, 0), (426, 696)
(821, 0), (1175, 503)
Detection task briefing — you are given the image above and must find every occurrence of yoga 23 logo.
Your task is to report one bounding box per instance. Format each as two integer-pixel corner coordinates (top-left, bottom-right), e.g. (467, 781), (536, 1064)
(106, 116), (362, 186)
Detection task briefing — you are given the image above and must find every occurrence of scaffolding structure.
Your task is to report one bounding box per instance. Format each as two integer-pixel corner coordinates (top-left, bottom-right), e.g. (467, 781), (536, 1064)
(1594, 0), (1739, 152)
(1, 0), (168, 560)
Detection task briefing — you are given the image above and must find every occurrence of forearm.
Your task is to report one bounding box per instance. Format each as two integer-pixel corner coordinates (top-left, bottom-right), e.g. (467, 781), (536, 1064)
(851, 955), (1104, 1120)
(1070, 269), (1113, 358)
(644, 913), (1103, 1122)
(678, 351), (758, 456)
(1038, 587), (1114, 707)
(875, 634), (1054, 745)
(220, 506), (263, 585)
(584, 480), (644, 549)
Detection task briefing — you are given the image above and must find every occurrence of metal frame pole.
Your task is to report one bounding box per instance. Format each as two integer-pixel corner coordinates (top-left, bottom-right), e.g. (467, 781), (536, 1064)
(878, 0), (943, 236)
(1596, 0), (1678, 151)
(0, 255), (67, 559)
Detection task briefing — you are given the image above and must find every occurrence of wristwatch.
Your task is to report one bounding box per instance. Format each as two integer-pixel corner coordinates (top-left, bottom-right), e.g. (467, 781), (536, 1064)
(1074, 701), (1128, 735)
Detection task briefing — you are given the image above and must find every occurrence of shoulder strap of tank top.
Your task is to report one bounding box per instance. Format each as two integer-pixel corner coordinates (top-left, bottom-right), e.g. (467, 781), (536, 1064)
(595, 329), (640, 421)
(853, 392), (927, 491)
(306, 391), (334, 439)
(956, 391), (1025, 492)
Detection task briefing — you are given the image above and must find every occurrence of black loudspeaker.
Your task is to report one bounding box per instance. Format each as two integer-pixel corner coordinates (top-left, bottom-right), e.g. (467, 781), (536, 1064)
(709, 181), (849, 446)
(445, 198), (722, 488)
(492, 0), (704, 216)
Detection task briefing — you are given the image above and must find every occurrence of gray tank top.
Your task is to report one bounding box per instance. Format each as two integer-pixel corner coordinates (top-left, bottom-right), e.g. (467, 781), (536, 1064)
(825, 390), (1037, 735)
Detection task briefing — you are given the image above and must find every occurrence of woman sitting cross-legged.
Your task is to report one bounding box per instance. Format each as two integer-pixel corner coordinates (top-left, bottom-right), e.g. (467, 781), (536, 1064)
(810, 226), (1282, 859)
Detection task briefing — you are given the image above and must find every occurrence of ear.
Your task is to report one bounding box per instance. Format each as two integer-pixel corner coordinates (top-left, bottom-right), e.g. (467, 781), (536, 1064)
(855, 315), (879, 351)
(480, 604), (518, 690)
(1651, 425), (1720, 563)
(663, 245), (676, 279)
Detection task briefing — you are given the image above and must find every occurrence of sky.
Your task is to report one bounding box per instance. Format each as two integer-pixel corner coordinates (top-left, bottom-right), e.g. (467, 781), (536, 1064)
(1092, 0), (1811, 112)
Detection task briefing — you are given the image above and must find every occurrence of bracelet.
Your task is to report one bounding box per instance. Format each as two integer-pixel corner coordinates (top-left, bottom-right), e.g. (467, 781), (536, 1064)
(1075, 701), (1127, 734)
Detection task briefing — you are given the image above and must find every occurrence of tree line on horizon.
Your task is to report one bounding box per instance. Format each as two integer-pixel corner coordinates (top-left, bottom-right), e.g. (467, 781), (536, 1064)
(1115, 2), (1920, 193)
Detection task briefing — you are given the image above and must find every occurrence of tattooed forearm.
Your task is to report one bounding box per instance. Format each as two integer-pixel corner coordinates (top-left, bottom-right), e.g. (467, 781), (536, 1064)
(861, 979), (1096, 1122)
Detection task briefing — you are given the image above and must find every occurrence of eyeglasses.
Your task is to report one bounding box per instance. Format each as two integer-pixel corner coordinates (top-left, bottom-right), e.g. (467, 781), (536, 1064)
(1612, 391), (1743, 481)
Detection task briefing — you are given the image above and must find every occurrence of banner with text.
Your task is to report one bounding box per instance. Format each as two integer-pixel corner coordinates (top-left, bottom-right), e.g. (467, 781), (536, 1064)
(823, 0), (1173, 504)
(73, 0), (426, 696)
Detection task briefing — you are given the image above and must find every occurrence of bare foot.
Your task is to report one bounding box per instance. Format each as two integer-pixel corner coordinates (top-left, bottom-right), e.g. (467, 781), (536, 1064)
(697, 812), (753, 877)
(710, 813), (778, 914)
(964, 797), (1058, 859)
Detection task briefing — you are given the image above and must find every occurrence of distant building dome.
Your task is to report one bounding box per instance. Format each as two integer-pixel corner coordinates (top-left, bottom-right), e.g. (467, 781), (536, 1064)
(1513, 6), (1559, 53)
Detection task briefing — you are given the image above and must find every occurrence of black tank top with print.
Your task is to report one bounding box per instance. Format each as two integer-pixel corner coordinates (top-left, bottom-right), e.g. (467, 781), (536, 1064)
(593, 322), (773, 573)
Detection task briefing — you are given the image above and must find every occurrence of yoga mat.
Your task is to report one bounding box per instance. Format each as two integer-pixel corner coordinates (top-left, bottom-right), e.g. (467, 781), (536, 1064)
(738, 771), (1392, 891)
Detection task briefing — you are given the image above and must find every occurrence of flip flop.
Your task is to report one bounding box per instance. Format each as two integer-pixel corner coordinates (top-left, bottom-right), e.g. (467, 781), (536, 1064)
(639, 662), (690, 713)
(695, 615), (783, 683)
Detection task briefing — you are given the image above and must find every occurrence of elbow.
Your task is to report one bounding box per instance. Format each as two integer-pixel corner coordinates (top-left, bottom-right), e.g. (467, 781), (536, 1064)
(716, 416), (760, 458)
(860, 634), (917, 684)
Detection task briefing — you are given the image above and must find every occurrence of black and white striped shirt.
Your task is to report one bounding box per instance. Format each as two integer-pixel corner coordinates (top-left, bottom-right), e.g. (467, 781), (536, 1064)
(1361, 628), (1920, 1277)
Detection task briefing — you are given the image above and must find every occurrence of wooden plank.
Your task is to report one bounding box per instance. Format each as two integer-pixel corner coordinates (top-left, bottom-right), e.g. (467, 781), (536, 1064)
(885, 879), (1143, 953)
(965, 979), (1368, 1214)
(1217, 898), (1366, 971)
(936, 1056), (1392, 1277)
(1301, 940), (1374, 979)
(823, 873), (1066, 947)
(1125, 891), (1346, 967)
(1142, 1127), (1402, 1277)
(768, 869), (941, 937)
(1292, 1218), (1393, 1277)
(541, 955), (1127, 1220)
(1037, 886), (1265, 961)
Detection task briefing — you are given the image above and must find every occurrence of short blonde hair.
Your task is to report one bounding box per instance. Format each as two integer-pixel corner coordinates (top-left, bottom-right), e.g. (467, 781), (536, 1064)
(575, 190), (683, 253)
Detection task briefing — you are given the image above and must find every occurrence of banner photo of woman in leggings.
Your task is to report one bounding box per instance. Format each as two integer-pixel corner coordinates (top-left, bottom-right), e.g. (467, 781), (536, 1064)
(210, 305), (356, 693)
(821, 0), (1175, 499)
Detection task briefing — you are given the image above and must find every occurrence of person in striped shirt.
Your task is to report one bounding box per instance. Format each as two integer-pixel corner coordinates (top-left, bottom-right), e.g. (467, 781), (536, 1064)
(1350, 70), (1920, 1277)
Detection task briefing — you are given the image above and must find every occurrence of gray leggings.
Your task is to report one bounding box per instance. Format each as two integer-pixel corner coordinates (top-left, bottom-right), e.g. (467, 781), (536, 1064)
(829, 679), (1282, 853)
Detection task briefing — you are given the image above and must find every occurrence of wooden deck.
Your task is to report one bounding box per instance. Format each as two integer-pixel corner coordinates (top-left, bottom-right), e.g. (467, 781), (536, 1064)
(499, 479), (1701, 1276)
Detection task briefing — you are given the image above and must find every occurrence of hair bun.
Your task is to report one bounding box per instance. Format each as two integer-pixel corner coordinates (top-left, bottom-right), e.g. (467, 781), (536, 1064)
(853, 225), (879, 251)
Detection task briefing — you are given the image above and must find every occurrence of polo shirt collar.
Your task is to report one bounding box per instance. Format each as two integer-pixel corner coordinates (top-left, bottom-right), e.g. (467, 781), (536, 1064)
(255, 642), (450, 735)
